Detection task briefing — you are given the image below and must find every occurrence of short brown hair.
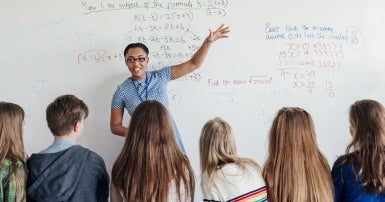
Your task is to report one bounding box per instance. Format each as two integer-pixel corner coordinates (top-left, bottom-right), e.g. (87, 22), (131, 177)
(46, 95), (88, 136)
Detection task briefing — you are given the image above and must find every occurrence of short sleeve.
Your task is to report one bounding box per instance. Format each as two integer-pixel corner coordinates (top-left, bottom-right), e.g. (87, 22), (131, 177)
(156, 66), (172, 82)
(111, 85), (125, 109)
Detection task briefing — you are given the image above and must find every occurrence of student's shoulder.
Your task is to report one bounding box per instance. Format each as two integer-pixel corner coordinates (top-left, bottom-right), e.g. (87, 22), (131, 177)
(79, 146), (106, 164)
(217, 163), (247, 176)
(221, 162), (257, 173)
(333, 153), (354, 167)
(332, 153), (357, 176)
(88, 150), (105, 162)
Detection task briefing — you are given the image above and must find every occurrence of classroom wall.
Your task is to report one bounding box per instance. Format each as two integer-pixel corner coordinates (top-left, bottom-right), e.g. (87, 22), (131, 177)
(1, 0), (385, 200)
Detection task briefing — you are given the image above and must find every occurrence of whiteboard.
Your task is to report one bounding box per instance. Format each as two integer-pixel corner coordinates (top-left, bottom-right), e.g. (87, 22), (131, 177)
(1, 0), (385, 200)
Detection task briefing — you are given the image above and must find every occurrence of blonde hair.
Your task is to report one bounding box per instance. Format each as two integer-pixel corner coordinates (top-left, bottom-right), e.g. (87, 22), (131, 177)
(341, 99), (385, 193)
(0, 102), (27, 201)
(111, 100), (194, 201)
(263, 107), (334, 201)
(199, 117), (259, 187)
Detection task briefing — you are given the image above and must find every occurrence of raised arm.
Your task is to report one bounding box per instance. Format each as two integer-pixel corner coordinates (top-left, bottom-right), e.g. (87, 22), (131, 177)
(110, 108), (128, 137)
(171, 24), (230, 80)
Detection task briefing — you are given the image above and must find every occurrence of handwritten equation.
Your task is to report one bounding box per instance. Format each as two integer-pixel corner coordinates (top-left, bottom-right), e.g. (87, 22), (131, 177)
(207, 75), (273, 87)
(132, 11), (194, 23)
(278, 42), (344, 72)
(81, 0), (228, 16)
(265, 23), (364, 50)
(130, 22), (191, 32)
(265, 22), (365, 97)
(176, 72), (201, 83)
(278, 42), (344, 59)
(77, 49), (123, 64)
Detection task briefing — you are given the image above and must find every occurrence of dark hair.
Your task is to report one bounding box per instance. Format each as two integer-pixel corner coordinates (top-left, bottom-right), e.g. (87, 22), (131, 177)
(123, 43), (149, 57)
(342, 99), (385, 193)
(46, 94), (89, 136)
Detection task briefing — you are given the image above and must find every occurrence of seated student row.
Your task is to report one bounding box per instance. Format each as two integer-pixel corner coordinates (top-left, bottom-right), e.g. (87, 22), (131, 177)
(1, 97), (384, 201)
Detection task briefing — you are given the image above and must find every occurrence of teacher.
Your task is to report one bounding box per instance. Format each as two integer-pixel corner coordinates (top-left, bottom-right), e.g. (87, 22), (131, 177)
(110, 24), (230, 153)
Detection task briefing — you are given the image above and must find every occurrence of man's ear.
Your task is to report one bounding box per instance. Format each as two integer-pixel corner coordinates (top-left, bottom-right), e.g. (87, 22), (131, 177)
(74, 121), (79, 132)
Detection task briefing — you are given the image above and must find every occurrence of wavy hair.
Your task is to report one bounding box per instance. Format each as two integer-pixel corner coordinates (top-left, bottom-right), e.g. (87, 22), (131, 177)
(0, 101), (27, 201)
(199, 117), (259, 186)
(341, 99), (385, 193)
(262, 107), (334, 201)
(111, 100), (195, 201)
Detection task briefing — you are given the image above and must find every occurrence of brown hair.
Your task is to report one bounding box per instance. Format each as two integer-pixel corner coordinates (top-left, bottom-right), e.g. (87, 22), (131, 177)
(263, 107), (334, 201)
(0, 101), (27, 201)
(111, 100), (195, 201)
(46, 95), (88, 136)
(341, 99), (385, 193)
(199, 117), (259, 187)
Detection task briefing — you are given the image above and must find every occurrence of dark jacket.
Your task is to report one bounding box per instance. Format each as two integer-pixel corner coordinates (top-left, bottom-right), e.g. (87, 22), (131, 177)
(27, 145), (109, 202)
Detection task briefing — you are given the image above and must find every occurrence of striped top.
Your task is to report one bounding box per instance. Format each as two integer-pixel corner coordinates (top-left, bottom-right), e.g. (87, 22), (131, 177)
(201, 163), (267, 202)
(231, 187), (267, 202)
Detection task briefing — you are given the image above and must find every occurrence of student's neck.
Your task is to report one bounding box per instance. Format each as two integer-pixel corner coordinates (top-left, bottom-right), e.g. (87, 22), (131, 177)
(54, 133), (77, 143)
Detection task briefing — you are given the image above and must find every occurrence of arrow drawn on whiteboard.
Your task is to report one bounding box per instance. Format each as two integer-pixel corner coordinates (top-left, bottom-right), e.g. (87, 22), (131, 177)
(185, 28), (201, 41)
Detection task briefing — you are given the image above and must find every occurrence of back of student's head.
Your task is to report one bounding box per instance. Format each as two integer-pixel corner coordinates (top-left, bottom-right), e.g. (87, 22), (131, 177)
(263, 107), (333, 201)
(112, 100), (194, 201)
(0, 101), (26, 162)
(348, 99), (385, 149)
(346, 99), (385, 193)
(199, 117), (259, 186)
(199, 117), (237, 172)
(46, 95), (88, 136)
(127, 99), (176, 151)
(0, 101), (27, 201)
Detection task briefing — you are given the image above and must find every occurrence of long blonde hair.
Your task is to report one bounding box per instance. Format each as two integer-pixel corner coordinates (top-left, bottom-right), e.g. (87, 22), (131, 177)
(0, 101), (27, 201)
(199, 117), (259, 186)
(262, 107), (334, 201)
(341, 99), (385, 193)
(111, 100), (195, 201)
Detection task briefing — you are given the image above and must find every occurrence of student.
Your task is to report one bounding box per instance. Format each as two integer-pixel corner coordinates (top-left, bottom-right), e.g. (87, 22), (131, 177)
(111, 100), (195, 202)
(263, 107), (334, 201)
(332, 99), (385, 201)
(110, 24), (230, 153)
(27, 95), (109, 202)
(199, 117), (267, 202)
(0, 102), (27, 202)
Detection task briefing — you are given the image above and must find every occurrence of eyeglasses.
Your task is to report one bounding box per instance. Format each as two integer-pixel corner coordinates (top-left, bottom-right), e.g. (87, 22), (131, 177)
(126, 57), (147, 63)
